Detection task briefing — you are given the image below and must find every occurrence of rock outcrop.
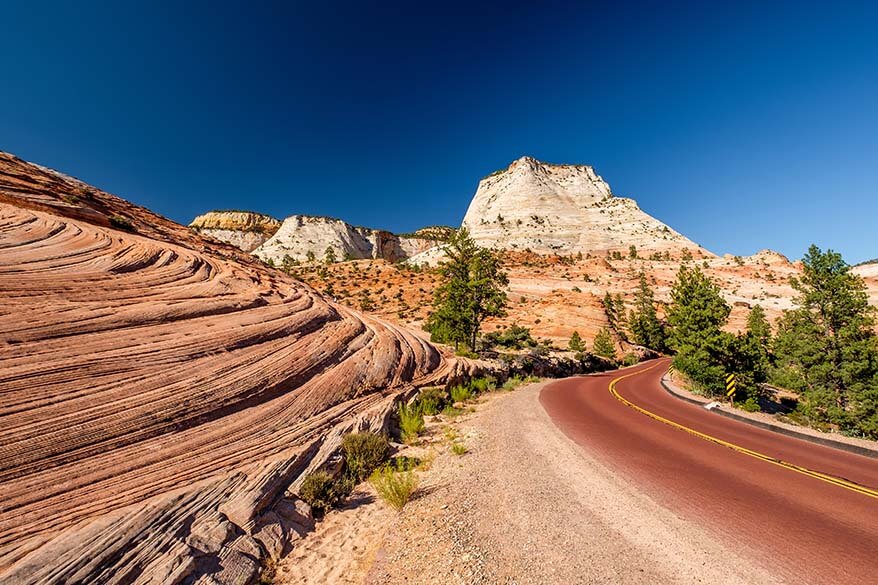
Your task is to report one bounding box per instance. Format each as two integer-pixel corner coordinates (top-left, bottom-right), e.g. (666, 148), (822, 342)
(0, 151), (480, 584)
(462, 156), (711, 256)
(189, 210), (281, 252)
(252, 215), (440, 265)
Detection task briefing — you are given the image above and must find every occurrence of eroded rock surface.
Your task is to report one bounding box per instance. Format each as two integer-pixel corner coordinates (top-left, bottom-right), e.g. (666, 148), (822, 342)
(462, 156), (710, 256)
(252, 215), (441, 265)
(189, 210), (281, 252)
(0, 151), (474, 584)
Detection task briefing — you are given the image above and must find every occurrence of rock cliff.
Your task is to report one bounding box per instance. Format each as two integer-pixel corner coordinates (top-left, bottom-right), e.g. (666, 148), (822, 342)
(462, 156), (711, 256)
(190, 210), (281, 252)
(0, 151), (479, 584)
(252, 215), (440, 265)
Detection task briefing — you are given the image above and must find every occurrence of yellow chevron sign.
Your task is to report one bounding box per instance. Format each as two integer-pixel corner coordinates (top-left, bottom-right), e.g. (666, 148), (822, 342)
(725, 373), (737, 396)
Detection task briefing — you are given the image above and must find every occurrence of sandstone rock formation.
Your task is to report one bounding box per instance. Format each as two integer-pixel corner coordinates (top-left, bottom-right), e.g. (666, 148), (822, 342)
(190, 210), (281, 252)
(462, 156), (711, 257)
(252, 215), (440, 265)
(0, 151), (479, 584)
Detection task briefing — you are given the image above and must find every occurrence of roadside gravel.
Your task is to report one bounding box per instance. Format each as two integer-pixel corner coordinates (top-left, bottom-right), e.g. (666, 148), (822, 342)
(365, 381), (783, 584)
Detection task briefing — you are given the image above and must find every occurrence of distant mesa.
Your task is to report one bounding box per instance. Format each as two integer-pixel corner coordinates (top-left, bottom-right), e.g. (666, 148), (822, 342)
(190, 210), (281, 252)
(190, 211), (454, 264)
(253, 215), (445, 264)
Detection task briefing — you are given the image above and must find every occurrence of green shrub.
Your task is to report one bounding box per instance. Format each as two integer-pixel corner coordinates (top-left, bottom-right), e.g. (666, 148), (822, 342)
(451, 442), (467, 456)
(388, 455), (421, 472)
(108, 214), (134, 231)
(482, 324), (537, 349)
(416, 387), (447, 415)
(455, 347), (479, 359)
(740, 396), (761, 412)
(398, 402), (425, 443)
(369, 467), (418, 510)
(502, 375), (524, 391)
(342, 432), (389, 481)
(621, 353), (639, 367)
(470, 376), (497, 394)
(299, 471), (344, 515)
(450, 384), (474, 403)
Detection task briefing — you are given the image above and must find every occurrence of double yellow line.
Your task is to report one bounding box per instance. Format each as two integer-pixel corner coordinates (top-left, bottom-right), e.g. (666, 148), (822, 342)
(609, 363), (878, 500)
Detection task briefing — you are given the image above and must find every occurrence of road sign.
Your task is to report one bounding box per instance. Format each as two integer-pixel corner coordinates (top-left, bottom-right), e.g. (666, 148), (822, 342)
(725, 373), (737, 397)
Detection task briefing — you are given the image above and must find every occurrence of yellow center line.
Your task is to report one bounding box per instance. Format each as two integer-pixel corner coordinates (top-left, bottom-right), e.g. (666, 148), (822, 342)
(608, 362), (878, 501)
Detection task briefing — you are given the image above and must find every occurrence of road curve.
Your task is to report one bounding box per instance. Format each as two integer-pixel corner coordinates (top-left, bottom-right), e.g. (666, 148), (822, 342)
(540, 358), (878, 585)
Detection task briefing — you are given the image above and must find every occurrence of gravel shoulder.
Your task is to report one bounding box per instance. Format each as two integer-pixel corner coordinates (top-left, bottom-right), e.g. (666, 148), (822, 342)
(280, 380), (784, 584)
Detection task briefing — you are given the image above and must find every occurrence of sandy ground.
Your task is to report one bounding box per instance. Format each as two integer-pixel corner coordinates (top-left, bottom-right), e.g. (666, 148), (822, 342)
(278, 382), (783, 584)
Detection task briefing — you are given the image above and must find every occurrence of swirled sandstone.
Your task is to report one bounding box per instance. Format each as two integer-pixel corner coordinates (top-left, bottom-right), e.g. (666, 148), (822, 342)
(0, 151), (465, 584)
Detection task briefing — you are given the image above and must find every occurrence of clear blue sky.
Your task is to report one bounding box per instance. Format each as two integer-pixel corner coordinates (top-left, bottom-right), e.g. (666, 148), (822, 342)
(1, 1), (876, 262)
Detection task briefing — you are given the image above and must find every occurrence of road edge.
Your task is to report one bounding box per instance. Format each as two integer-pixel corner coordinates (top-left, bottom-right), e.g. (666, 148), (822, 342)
(659, 373), (878, 460)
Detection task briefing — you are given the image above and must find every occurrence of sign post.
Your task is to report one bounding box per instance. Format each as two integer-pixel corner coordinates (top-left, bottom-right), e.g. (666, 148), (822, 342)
(725, 373), (737, 405)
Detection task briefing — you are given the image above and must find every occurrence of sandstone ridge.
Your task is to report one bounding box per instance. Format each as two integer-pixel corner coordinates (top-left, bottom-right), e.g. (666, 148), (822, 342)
(190, 210), (281, 252)
(0, 151), (480, 584)
(252, 215), (440, 265)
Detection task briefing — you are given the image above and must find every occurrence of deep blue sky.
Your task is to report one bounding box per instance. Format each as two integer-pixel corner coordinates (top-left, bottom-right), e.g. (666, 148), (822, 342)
(1, 1), (876, 262)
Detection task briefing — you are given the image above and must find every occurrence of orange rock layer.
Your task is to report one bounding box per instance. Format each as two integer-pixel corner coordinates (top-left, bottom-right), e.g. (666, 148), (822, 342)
(0, 152), (462, 584)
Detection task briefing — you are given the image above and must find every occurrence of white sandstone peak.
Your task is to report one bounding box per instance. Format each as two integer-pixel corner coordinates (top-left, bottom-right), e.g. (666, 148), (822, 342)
(462, 157), (710, 256)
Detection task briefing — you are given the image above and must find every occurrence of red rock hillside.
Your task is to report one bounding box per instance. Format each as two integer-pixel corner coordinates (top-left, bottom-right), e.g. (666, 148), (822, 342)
(0, 152), (471, 584)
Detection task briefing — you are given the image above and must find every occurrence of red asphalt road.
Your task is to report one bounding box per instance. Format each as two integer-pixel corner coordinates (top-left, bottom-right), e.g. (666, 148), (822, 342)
(540, 358), (878, 585)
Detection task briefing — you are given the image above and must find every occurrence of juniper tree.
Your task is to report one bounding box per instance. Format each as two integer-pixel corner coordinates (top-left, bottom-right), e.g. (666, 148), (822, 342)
(425, 228), (508, 351)
(667, 263), (735, 394)
(593, 327), (617, 361)
(568, 331), (585, 353)
(771, 245), (878, 435)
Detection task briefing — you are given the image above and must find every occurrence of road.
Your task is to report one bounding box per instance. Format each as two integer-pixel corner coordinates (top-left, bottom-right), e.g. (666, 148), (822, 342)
(540, 358), (878, 585)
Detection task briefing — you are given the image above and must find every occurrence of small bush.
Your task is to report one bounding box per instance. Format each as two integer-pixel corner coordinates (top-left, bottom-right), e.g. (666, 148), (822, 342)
(388, 455), (421, 472)
(369, 467), (418, 510)
(417, 387), (447, 415)
(470, 376), (497, 394)
(398, 403), (425, 443)
(455, 347), (479, 359)
(299, 471), (343, 515)
(621, 353), (639, 367)
(342, 432), (389, 482)
(502, 375), (524, 391)
(450, 384), (474, 403)
(740, 396), (761, 412)
(451, 442), (467, 456)
(482, 324), (537, 349)
(108, 214), (134, 231)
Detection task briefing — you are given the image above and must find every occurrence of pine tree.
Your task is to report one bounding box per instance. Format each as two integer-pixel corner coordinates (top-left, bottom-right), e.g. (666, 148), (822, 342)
(629, 272), (668, 352)
(425, 228), (508, 351)
(772, 245), (878, 435)
(667, 263), (735, 394)
(593, 327), (617, 361)
(568, 331), (585, 353)
(601, 292), (629, 341)
(324, 246), (337, 264)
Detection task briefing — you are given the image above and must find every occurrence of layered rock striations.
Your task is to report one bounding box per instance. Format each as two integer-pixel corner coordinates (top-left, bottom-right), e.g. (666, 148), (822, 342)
(461, 156), (710, 256)
(0, 151), (473, 584)
(190, 210), (281, 252)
